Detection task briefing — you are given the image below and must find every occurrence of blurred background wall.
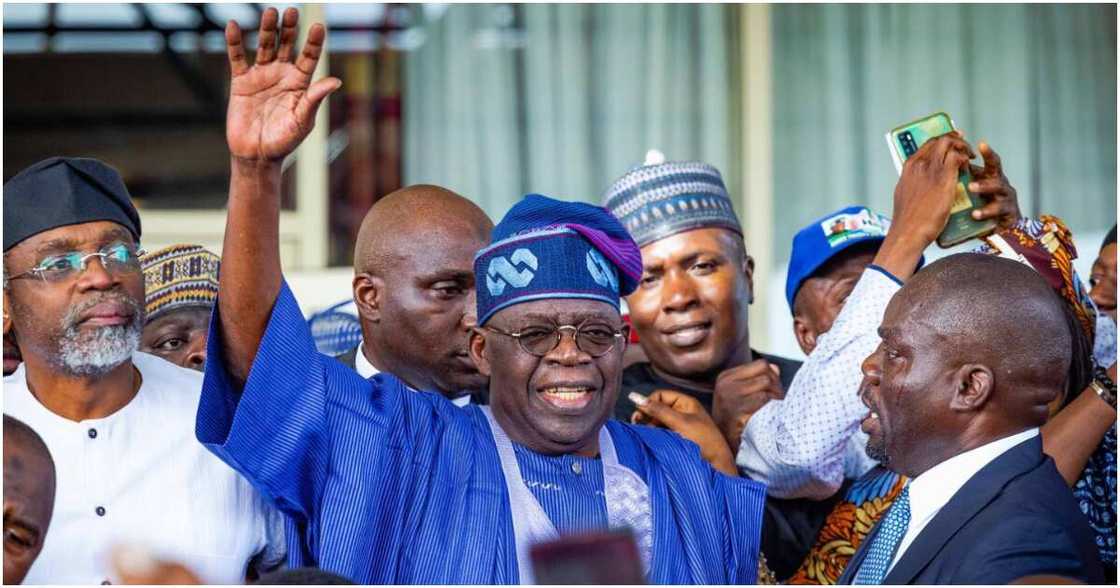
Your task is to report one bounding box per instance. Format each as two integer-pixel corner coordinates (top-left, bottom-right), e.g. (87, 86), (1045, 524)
(4, 3), (1116, 358)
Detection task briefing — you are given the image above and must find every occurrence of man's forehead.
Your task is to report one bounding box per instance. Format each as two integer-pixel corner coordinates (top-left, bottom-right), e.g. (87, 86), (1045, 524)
(19, 221), (133, 254)
(493, 299), (620, 324)
(640, 227), (740, 264)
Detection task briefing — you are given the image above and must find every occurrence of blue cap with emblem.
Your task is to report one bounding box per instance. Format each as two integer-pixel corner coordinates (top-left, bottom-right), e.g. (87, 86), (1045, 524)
(786, 206), (910, 313)
(474, 194), (643, 326)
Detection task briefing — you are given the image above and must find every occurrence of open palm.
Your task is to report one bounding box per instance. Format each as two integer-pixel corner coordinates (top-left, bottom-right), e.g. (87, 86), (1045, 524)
(225, 7), (341, 162)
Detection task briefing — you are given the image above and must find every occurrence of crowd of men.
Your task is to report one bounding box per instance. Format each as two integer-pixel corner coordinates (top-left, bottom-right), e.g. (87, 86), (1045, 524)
(3, 7), (1117, 585)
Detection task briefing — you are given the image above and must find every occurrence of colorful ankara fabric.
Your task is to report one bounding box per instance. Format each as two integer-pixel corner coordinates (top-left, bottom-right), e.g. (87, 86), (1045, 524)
(196, 281), (767, 584)
(474, 194), (642, 325)
(788, 467), (907, 585)
(603, 160), (741, 248)
(140, 244), (220, 322)
(3, 157), (142, 251)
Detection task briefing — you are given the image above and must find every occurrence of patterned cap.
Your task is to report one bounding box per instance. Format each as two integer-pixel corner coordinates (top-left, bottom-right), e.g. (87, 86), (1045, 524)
(603, 161), (741, 248)
(475, 194), (642, 326)
(140, 244), (221, 323)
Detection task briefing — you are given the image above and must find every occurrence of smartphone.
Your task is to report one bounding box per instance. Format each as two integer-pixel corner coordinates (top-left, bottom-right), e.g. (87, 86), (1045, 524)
(529, 529), (646, 584)
(885, 112), (996, 248)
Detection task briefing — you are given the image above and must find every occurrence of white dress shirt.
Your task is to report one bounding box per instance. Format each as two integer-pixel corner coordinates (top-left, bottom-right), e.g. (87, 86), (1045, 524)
(354, 340), (471, 407)
(738, 266), (900, 499)
(4, 352), (285, 584)
(886, 428), (1040, 574)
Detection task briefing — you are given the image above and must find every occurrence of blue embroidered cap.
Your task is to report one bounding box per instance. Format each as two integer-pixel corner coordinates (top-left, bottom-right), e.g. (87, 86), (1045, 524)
(475, 194), (643, 326)
(786, 206), (897, 313)
(603, 160), (741, 248)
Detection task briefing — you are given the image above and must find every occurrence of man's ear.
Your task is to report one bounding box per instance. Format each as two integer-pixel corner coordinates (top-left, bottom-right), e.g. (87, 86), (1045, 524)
(3, 290), (13, 337)
(352, 273), (384, 323)
(743, 252), (755, 305)
(949, 364), (994, 412)
(792, 315), (817, 356)
(469, 327), (492, 377)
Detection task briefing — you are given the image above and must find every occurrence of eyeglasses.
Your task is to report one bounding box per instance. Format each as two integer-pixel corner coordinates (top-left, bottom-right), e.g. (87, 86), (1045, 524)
(485, 322), (627, 358)
(6, 242), (145, 284)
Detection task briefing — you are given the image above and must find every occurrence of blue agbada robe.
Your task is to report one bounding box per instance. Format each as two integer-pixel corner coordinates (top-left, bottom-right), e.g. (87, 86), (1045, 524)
(196, 282), (766, 584)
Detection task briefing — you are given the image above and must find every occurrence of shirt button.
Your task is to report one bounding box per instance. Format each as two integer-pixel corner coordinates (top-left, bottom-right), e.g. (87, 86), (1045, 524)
(95, 506), (106, 517)
(571, 461), (582, 475)
(88, 428), (98, 439)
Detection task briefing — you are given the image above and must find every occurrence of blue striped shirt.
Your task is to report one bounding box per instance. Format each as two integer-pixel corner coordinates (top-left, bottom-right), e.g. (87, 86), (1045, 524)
(196, 281), (766, 584)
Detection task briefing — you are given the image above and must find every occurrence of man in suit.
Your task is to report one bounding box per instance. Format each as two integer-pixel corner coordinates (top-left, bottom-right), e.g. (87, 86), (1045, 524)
(839, 253), (1104, 584)
(335, 185), (494, 406)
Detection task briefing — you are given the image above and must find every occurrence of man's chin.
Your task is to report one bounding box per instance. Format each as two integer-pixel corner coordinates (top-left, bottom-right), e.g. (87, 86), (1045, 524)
(864, 440), (891, 466)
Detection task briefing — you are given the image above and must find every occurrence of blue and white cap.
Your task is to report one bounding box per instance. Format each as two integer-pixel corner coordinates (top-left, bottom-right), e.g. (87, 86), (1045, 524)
(603, 160), (741, 248)
(475, 194), (643, 326)
(786, 206), (901, 312)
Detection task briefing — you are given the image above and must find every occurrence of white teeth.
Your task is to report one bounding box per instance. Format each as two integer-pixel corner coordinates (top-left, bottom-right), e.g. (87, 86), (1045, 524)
(542, 386), (591, 397)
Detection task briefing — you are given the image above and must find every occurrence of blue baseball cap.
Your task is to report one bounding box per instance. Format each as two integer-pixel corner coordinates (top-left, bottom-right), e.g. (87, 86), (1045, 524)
(786, 206), (898, 313)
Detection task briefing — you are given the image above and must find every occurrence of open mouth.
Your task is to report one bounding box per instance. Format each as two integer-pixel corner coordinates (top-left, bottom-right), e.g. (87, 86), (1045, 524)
(537, 384), (596, 411)
(661, 320), (712, 348)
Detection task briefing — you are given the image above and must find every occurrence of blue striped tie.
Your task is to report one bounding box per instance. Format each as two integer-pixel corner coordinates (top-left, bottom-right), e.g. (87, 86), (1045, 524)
(853, 485), (911, 585)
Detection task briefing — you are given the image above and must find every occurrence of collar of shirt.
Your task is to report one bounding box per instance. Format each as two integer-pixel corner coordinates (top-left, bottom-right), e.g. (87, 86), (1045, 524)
(888, 427), (1039, 572)
(354, 339), (471, 407)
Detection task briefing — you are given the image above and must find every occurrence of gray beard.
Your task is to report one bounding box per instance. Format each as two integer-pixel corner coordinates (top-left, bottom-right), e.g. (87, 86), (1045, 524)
(54, 297), (143, 377)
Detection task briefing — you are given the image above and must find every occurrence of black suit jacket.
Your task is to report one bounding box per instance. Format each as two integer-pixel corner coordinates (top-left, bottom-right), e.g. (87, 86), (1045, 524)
(838, 435), (1103, 584)
(333, 345), (489, 405)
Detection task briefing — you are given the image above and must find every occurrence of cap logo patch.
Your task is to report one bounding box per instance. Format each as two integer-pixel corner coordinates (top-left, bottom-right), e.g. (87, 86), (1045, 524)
(819, 209), (889, 247)
(586, 249), (619, 291)
(486, 248), (538, 296)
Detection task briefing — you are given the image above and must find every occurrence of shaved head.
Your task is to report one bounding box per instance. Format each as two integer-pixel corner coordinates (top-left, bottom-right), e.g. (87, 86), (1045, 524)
(860, 253), (1075, 477)
(4, 415), (56, 584)
(354, 185), (492, 275)
(350, 185), (494, 396)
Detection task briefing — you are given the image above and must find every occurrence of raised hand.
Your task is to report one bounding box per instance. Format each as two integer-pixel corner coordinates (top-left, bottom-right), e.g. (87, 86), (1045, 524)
(874, 131), (975, 280)
(711, 359), (784, 452)
(225, 7), (342, 162)
(630, 390), (739, 476)
(967, 141), (1022, 229)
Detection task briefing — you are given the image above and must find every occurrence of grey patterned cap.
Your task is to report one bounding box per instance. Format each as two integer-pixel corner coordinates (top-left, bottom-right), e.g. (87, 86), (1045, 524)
(603, 160), (742, 248)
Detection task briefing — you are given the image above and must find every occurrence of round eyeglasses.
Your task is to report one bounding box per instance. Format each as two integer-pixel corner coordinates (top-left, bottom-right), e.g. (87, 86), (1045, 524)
(485, 322), (627, 358)
(6, 242), (145, 284)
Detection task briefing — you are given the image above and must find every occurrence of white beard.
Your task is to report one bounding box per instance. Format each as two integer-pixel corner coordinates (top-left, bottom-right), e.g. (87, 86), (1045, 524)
(55, 297), (143, 377)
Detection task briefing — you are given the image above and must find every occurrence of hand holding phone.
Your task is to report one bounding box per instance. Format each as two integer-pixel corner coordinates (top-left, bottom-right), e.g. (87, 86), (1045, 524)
(886, 113), (997, 247)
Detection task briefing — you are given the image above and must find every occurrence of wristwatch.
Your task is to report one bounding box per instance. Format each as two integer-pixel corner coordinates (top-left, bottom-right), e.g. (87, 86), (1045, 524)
(1089, 366), (1117, 410)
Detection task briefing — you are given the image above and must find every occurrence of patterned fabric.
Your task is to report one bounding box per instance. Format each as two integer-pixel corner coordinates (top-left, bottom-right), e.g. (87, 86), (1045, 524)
(788, 467), (907, 585)
(475, 194), (642, 325)
(739, 266), (901, 499)
(603, 160), (742, 248)
(196, 280), (768, 584)
(851, 486), (910, 585)
(306, 300), (363, 356)
(140, 244), (220, 322)
(974, 215), (1095, 342)
(1073, 424), (1117, 572)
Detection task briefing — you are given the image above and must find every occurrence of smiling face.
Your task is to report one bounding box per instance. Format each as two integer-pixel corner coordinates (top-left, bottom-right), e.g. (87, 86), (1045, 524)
(1090, 242), (1116, 322)
(626, 228), (753, 383)
(792, 242), (880, 354)
(4, 221), (145, 377)
(471, 298), (627, 456)
(140, 306), (210, 371)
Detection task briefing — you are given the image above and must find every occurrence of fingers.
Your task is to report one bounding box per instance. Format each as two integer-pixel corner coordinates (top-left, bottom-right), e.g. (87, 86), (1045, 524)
(968, 176), (1008, 195)
(276, 7), (300, 63)
(635, 398), (686, 431)
(295, 76), (343, 128)
(225, 20), (248, 76)
(970, 200), (1007, 221)
(296, 22), (328, 76)
(256, 7), (280, 64)
(979, 141), (1003, 175)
